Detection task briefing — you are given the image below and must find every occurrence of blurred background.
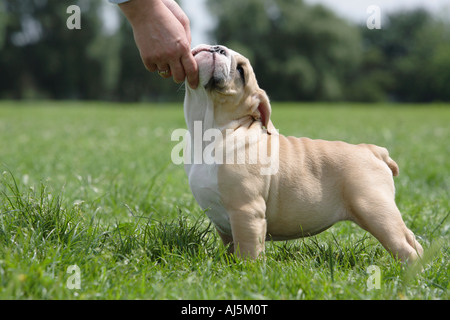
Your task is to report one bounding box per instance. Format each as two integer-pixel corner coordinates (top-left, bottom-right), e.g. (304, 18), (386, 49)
(1, 0), (449, 102)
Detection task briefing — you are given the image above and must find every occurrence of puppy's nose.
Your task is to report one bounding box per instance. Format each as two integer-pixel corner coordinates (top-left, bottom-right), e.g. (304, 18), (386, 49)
(210, 45), (227, 56)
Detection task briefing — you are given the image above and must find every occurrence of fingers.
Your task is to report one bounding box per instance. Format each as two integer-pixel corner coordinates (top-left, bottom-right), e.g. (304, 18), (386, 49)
(155, 43), (188, 83)
(167, 53), (198, 88)
(163, 0), (197, 86)
(156, 65), (172, 79)
(181, 52), (199, 89)
(145, 54), (198, 87)
(168, 60), (185, 83)
(156, 45), (198, 88)
(128, 0), (199, 87)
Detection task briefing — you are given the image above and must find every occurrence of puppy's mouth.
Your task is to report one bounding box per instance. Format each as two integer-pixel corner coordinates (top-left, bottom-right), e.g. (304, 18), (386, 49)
(192, 45), (231, 90)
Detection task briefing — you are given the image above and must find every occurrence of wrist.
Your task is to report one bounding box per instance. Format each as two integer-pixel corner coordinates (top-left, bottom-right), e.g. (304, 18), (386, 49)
(109, 0), (130, 4)
(119, 0), (163, 25)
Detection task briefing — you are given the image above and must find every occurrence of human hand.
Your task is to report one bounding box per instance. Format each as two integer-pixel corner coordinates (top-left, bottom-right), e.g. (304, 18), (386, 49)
(119, 0), (199, 88)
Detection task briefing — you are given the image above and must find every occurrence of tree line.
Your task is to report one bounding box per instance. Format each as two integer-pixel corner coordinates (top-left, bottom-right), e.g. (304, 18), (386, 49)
(1, 0), (449, 102)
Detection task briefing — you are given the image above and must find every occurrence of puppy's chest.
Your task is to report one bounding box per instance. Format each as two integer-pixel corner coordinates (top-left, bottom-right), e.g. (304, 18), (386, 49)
(188, 164), (231, 235)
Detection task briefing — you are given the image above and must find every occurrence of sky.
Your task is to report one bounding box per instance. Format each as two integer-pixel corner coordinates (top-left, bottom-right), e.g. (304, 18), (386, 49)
(105, 0), (450, 46)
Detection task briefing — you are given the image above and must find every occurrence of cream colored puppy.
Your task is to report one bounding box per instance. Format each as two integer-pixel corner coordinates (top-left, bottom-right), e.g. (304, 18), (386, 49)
(183, 44), (423, 262)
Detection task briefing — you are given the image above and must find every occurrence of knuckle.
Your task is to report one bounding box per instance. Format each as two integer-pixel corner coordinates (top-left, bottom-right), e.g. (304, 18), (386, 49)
(175, 38), (190, 52)
(181, 39), (191, 51)
(180, 15), (190, 28)
(141, 53), (157, 68)
(173, 72), (186, 83)
(143, 60), (156, 72)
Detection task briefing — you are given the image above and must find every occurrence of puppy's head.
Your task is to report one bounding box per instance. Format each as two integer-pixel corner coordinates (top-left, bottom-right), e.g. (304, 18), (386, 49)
(190, 44), (271, 131)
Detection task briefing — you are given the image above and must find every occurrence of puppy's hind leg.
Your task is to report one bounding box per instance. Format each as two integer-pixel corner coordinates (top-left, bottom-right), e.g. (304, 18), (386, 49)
(349, 191), (423, 263)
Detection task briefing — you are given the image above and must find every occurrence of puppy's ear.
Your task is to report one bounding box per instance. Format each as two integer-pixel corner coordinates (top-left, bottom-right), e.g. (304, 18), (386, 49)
(251, 89), (272, 134)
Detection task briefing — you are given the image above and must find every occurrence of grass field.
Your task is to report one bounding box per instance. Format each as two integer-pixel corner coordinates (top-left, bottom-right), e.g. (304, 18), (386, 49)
(0, 100), (448, 300)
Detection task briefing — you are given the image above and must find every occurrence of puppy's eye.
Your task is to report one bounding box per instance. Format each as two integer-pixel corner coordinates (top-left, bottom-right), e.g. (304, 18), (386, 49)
(237, 64), (245, 83)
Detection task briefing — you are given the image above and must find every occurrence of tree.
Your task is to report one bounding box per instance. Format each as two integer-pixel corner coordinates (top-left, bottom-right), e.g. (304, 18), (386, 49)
(358, 9), (450, 102)
(207, 0), (362, 101)
(0, 0), (186, 101)
(0, 1), (109, 99)
(1, 1), (447, 102)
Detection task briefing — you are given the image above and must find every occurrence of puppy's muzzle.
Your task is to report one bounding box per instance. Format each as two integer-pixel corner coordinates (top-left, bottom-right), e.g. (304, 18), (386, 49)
(209, 45), (228, 56)
(192, 45), (231, 89)
(192, 45), (228, 57)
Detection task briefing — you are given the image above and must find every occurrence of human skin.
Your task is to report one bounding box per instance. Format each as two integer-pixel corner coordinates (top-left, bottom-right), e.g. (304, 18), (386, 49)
(119, 0), (199, 88)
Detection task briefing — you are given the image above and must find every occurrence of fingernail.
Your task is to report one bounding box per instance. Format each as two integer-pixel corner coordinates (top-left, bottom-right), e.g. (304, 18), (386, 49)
(189, 81), (198, 89)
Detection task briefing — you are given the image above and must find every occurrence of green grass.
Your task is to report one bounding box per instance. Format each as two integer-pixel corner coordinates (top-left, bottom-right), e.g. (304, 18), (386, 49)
(0, 101), (448, 299)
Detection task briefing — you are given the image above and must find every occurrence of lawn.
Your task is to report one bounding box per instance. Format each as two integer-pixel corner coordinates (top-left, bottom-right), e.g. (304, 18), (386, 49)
(0, 100), (448, 300)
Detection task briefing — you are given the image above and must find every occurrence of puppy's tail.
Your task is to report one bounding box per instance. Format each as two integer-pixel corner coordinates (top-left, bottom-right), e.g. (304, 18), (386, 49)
(363, 144), (399, 177)
(384, 153), (399, 177)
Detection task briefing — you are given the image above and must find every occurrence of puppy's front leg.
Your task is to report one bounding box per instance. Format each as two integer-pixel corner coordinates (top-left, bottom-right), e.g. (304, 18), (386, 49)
(228, 198), (267, 260)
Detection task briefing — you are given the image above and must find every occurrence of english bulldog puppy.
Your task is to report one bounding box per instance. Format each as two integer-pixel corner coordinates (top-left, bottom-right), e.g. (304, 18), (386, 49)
(182, 44), (423, 262)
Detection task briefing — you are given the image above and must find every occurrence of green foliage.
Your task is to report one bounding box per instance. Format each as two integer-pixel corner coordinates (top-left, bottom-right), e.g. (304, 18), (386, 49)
(1, 1), (449, 102)
(357, 9), (450, 102)
(208, 0), (361, 101)
(208, 1), (450, 102)
(0, 1), (184, 101)
(1, 1), (103, 99)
